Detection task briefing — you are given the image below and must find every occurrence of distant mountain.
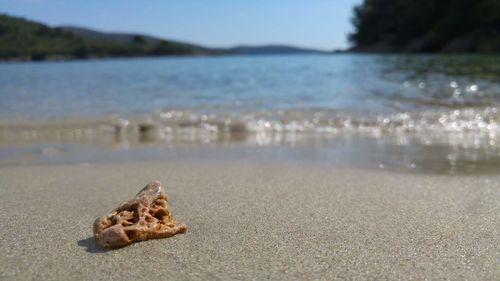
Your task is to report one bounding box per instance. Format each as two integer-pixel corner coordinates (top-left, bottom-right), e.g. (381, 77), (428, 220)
(60, 26), (163, 44)
(228, 45), (327, 55)
(60, 27), (327, 55)
(0, 14), (329, 61)
(0, 14), (215, 60)
(59, 26), (217, 54)
(0, 14), (87, 60)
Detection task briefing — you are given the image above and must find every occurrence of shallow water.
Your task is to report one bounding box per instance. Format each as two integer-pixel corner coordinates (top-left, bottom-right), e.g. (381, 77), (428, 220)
(1, 54), (499, 173)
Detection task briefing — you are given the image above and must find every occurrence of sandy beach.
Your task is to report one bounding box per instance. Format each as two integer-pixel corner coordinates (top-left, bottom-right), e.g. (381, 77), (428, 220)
(0, 160), (498, 280)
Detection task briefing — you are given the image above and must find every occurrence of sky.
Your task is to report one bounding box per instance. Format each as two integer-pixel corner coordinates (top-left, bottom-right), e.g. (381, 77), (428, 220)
(1, 0), (362, 51)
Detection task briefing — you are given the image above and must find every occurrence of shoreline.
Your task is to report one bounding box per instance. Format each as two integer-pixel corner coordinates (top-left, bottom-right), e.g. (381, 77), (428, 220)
(1, 160), (498, 280)
(2, 138), (500, 175)
(0, 52), (333, 64)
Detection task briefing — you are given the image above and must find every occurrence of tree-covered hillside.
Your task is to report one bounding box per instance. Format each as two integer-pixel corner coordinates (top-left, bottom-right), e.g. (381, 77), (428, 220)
(349, 0), (500, 53)
(0, 14), (86, 60)
(0, 14), (212, 60)
(0, 14), (325, 61)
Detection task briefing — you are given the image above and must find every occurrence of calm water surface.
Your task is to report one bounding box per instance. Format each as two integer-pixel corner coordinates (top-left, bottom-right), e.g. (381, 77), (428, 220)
(1, 54), (499, 173)
(1, 54), (499, 118)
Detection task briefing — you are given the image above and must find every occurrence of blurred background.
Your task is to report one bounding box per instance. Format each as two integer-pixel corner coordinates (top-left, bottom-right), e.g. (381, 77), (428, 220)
(0, 0), (499, 173)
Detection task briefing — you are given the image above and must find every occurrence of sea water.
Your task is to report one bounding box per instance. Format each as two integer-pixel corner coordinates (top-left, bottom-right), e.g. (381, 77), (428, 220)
(1, 54), (499, 173)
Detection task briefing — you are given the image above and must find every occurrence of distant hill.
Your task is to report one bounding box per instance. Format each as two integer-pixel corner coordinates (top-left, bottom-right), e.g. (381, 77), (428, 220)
(228, 45), (327, 55)
(0, 14), (328, 61)
(59, 26), (217, 55)
(61, 27), (326, 56)
(0, 14), (213, 60)
(60, 26), (164, 44)
(0, 14), (86, 60)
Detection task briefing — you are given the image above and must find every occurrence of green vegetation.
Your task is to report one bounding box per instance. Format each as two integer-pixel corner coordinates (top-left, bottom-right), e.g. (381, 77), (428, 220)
(0, 14), (211, 60)
(0, 13), (327, 61)
(349, 0), (500, 53)
(0, 15), (86, 60)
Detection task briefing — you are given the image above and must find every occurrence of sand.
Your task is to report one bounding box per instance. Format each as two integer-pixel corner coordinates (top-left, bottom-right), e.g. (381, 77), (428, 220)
(0, 160), (498, 280)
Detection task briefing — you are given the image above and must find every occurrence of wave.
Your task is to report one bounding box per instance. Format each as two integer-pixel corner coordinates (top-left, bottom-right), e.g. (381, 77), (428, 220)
(1, 107), (499, 148)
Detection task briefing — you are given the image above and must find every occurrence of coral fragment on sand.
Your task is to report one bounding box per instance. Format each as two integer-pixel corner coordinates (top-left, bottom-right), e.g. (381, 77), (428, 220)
(93, 180), (186, 248)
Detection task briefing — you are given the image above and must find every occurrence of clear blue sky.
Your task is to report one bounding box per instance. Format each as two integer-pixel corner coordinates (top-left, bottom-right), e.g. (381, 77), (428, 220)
(1, 0), (362, 50)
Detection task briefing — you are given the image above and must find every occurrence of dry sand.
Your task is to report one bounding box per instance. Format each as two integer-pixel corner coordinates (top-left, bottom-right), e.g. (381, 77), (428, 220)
(0, 160), (499, 280)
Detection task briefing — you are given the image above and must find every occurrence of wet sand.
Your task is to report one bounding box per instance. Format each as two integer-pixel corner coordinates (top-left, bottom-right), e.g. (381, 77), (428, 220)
(0, 160), (498, 280)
